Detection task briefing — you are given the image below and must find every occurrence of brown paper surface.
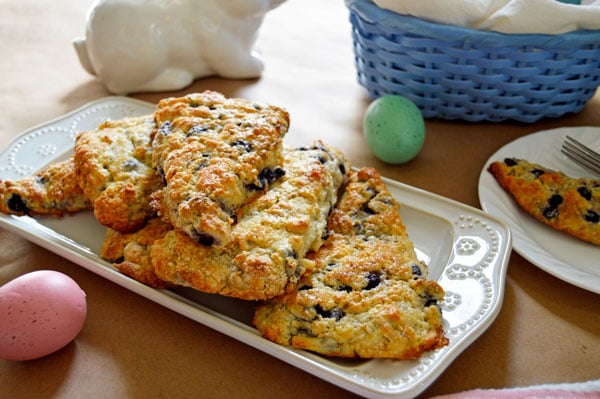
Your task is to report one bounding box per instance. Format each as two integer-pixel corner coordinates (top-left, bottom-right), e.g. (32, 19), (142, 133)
(1, 1), (598, 398)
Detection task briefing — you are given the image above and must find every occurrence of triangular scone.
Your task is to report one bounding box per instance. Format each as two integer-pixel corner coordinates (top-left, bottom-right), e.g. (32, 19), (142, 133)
(488, 158), (600, 245)
(148, 142), (349, 300)
(151, 91), (290, 247)
(0, 157), (91, 217)
(253, 168), (448, 359)
(74, 115), (163, 233)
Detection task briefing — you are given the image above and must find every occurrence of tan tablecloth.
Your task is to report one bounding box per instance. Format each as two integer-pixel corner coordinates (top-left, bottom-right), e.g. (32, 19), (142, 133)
(1, 1), (598, 398)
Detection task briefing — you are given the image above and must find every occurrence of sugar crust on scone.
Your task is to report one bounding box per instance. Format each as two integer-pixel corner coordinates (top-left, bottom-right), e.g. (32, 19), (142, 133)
(151, 90), (290, 247)
(253, 167), (448, 359)
(100, 218), (173, 289)
(74, 114), (162, 233)
(149, 142), (349, 300)
(488, 158), (600, 246)
(0, 156), (91, 217)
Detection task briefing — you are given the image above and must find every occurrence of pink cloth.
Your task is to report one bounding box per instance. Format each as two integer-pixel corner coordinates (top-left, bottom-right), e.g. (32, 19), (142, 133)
(431, 380), (600, 399)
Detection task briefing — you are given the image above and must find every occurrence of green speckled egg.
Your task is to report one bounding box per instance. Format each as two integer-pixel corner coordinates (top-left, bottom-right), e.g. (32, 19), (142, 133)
(363, 95), (425, 164)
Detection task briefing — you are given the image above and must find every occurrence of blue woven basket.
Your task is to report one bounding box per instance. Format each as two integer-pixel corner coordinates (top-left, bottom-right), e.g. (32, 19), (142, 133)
(346, 0), (600, 122)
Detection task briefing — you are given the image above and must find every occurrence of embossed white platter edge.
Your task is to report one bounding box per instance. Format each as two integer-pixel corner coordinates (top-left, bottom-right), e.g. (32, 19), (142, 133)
(0, 97), (511, 399)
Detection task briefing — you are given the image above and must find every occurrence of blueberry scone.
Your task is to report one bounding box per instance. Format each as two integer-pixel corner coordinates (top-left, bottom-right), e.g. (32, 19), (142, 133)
(0, 157), (91, 217)
(151, 91), (290, 247)
(149, 142), (349, 300)
(100, 218), (173, 289)
(253, 168), (448, 359)
(74, 115), (163, 233)
(488, 158), (600, 245)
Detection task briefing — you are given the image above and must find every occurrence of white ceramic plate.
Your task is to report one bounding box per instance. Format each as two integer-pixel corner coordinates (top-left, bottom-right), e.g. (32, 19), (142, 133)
(0, 97), (511, 399)
(478, 127), (600, 295)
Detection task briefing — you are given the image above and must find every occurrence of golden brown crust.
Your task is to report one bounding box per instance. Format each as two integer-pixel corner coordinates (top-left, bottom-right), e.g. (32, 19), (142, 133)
(74, 115), (162, 233)
(149, 142), (349, 300)
(100, 218), (173, 289)
(488, 158), (600, 246)
(151, 90), (290, 247)
(253, 167), (447, 359)
(0, 157), (91, 217)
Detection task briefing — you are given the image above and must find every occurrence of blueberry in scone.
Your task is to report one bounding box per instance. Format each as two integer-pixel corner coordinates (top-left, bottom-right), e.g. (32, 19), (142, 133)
(74, 115), (163, 233)
(148, 142), (349, 300)
(253, 167), (448, 359)
(0, 156), (91, 217)
(488, 158), (600, 246)
(151, 90), (290, 247)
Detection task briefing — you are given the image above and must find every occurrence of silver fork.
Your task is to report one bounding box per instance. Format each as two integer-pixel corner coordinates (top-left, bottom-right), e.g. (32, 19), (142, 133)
(560, 135), (600, 178)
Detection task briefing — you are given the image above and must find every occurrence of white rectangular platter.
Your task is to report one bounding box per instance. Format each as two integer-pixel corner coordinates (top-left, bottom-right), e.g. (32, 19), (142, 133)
(0, 97), (511, 399)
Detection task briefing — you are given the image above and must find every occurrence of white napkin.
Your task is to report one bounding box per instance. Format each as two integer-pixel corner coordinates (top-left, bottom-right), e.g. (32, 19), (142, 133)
(429, 379), (600, 398)
(373, 0), (600, 34)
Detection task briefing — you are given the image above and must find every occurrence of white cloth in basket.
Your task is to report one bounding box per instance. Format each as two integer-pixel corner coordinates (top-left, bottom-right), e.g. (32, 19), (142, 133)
(373, 0), (600, 34)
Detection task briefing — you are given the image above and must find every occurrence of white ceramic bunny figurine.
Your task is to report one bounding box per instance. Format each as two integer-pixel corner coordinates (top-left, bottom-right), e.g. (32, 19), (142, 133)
(73, 0), (286, 94)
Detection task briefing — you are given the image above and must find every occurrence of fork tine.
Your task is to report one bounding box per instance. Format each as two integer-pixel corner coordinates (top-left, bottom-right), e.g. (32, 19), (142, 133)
(561, 136), (600, 177)
(561, 149), (600, 176)
(565, 135), (600, 162)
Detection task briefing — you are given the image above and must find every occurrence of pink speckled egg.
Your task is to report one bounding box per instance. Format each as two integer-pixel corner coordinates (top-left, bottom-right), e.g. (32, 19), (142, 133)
(0, 270), (87, 361)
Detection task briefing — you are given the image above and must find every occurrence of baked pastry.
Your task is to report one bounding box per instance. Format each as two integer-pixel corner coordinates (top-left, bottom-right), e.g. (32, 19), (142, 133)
(149, 142), (349, 300)
(151, 90), (290, 247)
(74, 114), (162, 233)
(100, 218), (173, 289)
(253, 168), (448, 359)
(0, 156), (91, 217)
(488, 158), (600, 246)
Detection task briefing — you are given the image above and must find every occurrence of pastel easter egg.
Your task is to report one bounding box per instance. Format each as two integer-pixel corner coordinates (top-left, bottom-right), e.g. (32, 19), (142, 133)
(363, 95), (425, 164)
(0, 270), (87, 361)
